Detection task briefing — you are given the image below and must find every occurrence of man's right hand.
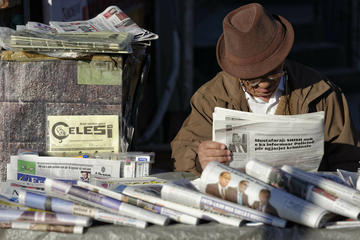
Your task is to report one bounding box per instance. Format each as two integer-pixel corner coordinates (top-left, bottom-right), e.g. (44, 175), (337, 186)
(198, 141), (232, 171)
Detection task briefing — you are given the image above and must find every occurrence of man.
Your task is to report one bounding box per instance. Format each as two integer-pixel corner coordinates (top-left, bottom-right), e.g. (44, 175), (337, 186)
(171, 3), (360, 176)
(206, 171), (232, 199)
(80, 171), (90, 182)
(228, 133), (246, 153)
(237, 180), (250, 207)
(251, 189), (279, 217)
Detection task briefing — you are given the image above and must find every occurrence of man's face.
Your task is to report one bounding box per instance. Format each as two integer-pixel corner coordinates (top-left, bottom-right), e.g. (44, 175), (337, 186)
(239, 182), (248, 193)
(219, 173), (231, 188)
(240, 63), (284, 98)
(82, 172), (88, 179)
(259, 192), (270, 204)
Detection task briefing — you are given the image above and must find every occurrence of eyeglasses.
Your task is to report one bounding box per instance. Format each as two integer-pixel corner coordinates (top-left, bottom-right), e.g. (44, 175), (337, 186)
(242, 71), (285, 87)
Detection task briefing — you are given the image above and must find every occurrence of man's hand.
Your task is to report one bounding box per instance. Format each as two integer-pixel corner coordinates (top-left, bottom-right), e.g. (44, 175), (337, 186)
(198, 141), (232, 170)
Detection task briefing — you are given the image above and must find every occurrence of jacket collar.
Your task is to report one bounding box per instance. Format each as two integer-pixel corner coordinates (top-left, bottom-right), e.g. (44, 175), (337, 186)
(285, 60), (331, 105)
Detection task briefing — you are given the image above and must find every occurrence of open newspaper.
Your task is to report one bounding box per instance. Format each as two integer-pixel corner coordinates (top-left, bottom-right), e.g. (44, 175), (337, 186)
(213, 107), (324, 171)
(198, 161), (332, 228)
(49, 6), (158, 42)
(245, 160), (360, 220)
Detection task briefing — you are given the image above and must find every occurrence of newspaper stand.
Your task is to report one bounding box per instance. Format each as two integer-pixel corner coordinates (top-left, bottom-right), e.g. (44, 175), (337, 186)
(0, 45), (150, 181)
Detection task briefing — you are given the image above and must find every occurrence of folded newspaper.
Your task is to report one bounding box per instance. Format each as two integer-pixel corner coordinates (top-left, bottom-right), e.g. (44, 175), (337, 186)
(7, 155), (122, 183)
(198, 161), (332, 228)
(245, 160), (360, 220)
(213, 107), (324, 171)
(9, 30), (133, 53)
(49, 6), (158, 42)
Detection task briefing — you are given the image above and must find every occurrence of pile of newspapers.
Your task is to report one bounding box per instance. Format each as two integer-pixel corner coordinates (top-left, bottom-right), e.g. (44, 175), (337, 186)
(1, 155), (360, 234)
(0, 6), (158, 55)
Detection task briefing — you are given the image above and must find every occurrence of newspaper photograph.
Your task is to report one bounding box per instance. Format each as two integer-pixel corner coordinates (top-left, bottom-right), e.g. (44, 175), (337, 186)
(7, 155), (122, 183)
(0, 222), (83, 234)
(161, 181), (287, 227)
(77, 181), (198, 225)
(44, 178), (169, 226)
(281, 165), (360, 207)
(0, 209), (91, 226)
(199, 161), (332, 228)
(116, 184), (242, 227)
(246, 160), (360, 220)
(212, 107), (324, 171)
(49, 6), (158, 42)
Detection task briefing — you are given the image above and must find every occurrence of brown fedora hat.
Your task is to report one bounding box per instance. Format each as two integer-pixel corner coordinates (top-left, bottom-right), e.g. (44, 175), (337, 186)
(216, 3), (294, 79)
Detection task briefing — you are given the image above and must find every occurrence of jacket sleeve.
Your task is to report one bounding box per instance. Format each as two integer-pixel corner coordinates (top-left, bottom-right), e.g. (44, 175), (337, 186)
(170, 90), (216, 176)
(318, 83), (360, 171)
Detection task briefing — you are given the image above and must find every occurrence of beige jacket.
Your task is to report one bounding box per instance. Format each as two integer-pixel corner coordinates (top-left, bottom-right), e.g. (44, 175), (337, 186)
(171, 60), (360, 176)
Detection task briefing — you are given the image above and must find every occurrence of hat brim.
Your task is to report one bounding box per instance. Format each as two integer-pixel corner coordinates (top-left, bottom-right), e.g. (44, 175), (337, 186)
(216, 15), (294, 79)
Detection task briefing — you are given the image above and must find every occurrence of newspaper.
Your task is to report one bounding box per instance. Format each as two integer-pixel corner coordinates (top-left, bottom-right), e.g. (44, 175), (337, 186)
(281, 165), (360, 207)
(337, 169), (360, 190)
(44, 178), (169, 226)
(0, 196), (48, 212)
(7, 155), (122, 183)
(90, 176), (167, 189)
(199, 161), (331, 228)
(15, 190), (147, 228)
(246, 160), (360, 220)
(9, 30), (133, 53)
(77, 180), (198, 225)
(213, 107), (324, 171)
(324, 221), (360, 229)
(0, 209), (91, 226)
(0, 222), (83, 234)
(115, 184), (243, 227)
(161, 181), (287, 227)
(49, 6), (158, 42)
(0, 180), (45, 198)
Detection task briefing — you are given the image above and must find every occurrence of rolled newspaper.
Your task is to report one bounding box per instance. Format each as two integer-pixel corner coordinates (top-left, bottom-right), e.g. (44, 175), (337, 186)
(199, 161), (331, 228)
(281, 165), (360, 206)
(246, 160), (360, 220)
(161, 181), (286, 227)
(0, 195), (48, 212)
(117, 185), (242, 227)
(44, 178), (169, 226)
(17, 190), (147, 228)
(77, 180), (198, 225)
(0, 222), (83, 234)
(0, 209), (91, 227)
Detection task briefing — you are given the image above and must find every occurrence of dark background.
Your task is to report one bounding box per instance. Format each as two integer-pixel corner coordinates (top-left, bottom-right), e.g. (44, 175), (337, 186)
(1, 0), (360, 172)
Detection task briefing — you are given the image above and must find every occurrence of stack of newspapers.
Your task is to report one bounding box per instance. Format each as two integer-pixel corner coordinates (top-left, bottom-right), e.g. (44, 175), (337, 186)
(4, 5), (158, 54)
(1, 157), (360, 234)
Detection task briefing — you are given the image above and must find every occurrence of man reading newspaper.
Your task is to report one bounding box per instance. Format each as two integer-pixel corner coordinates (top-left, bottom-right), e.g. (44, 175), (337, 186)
(171, 3), (360, 175)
